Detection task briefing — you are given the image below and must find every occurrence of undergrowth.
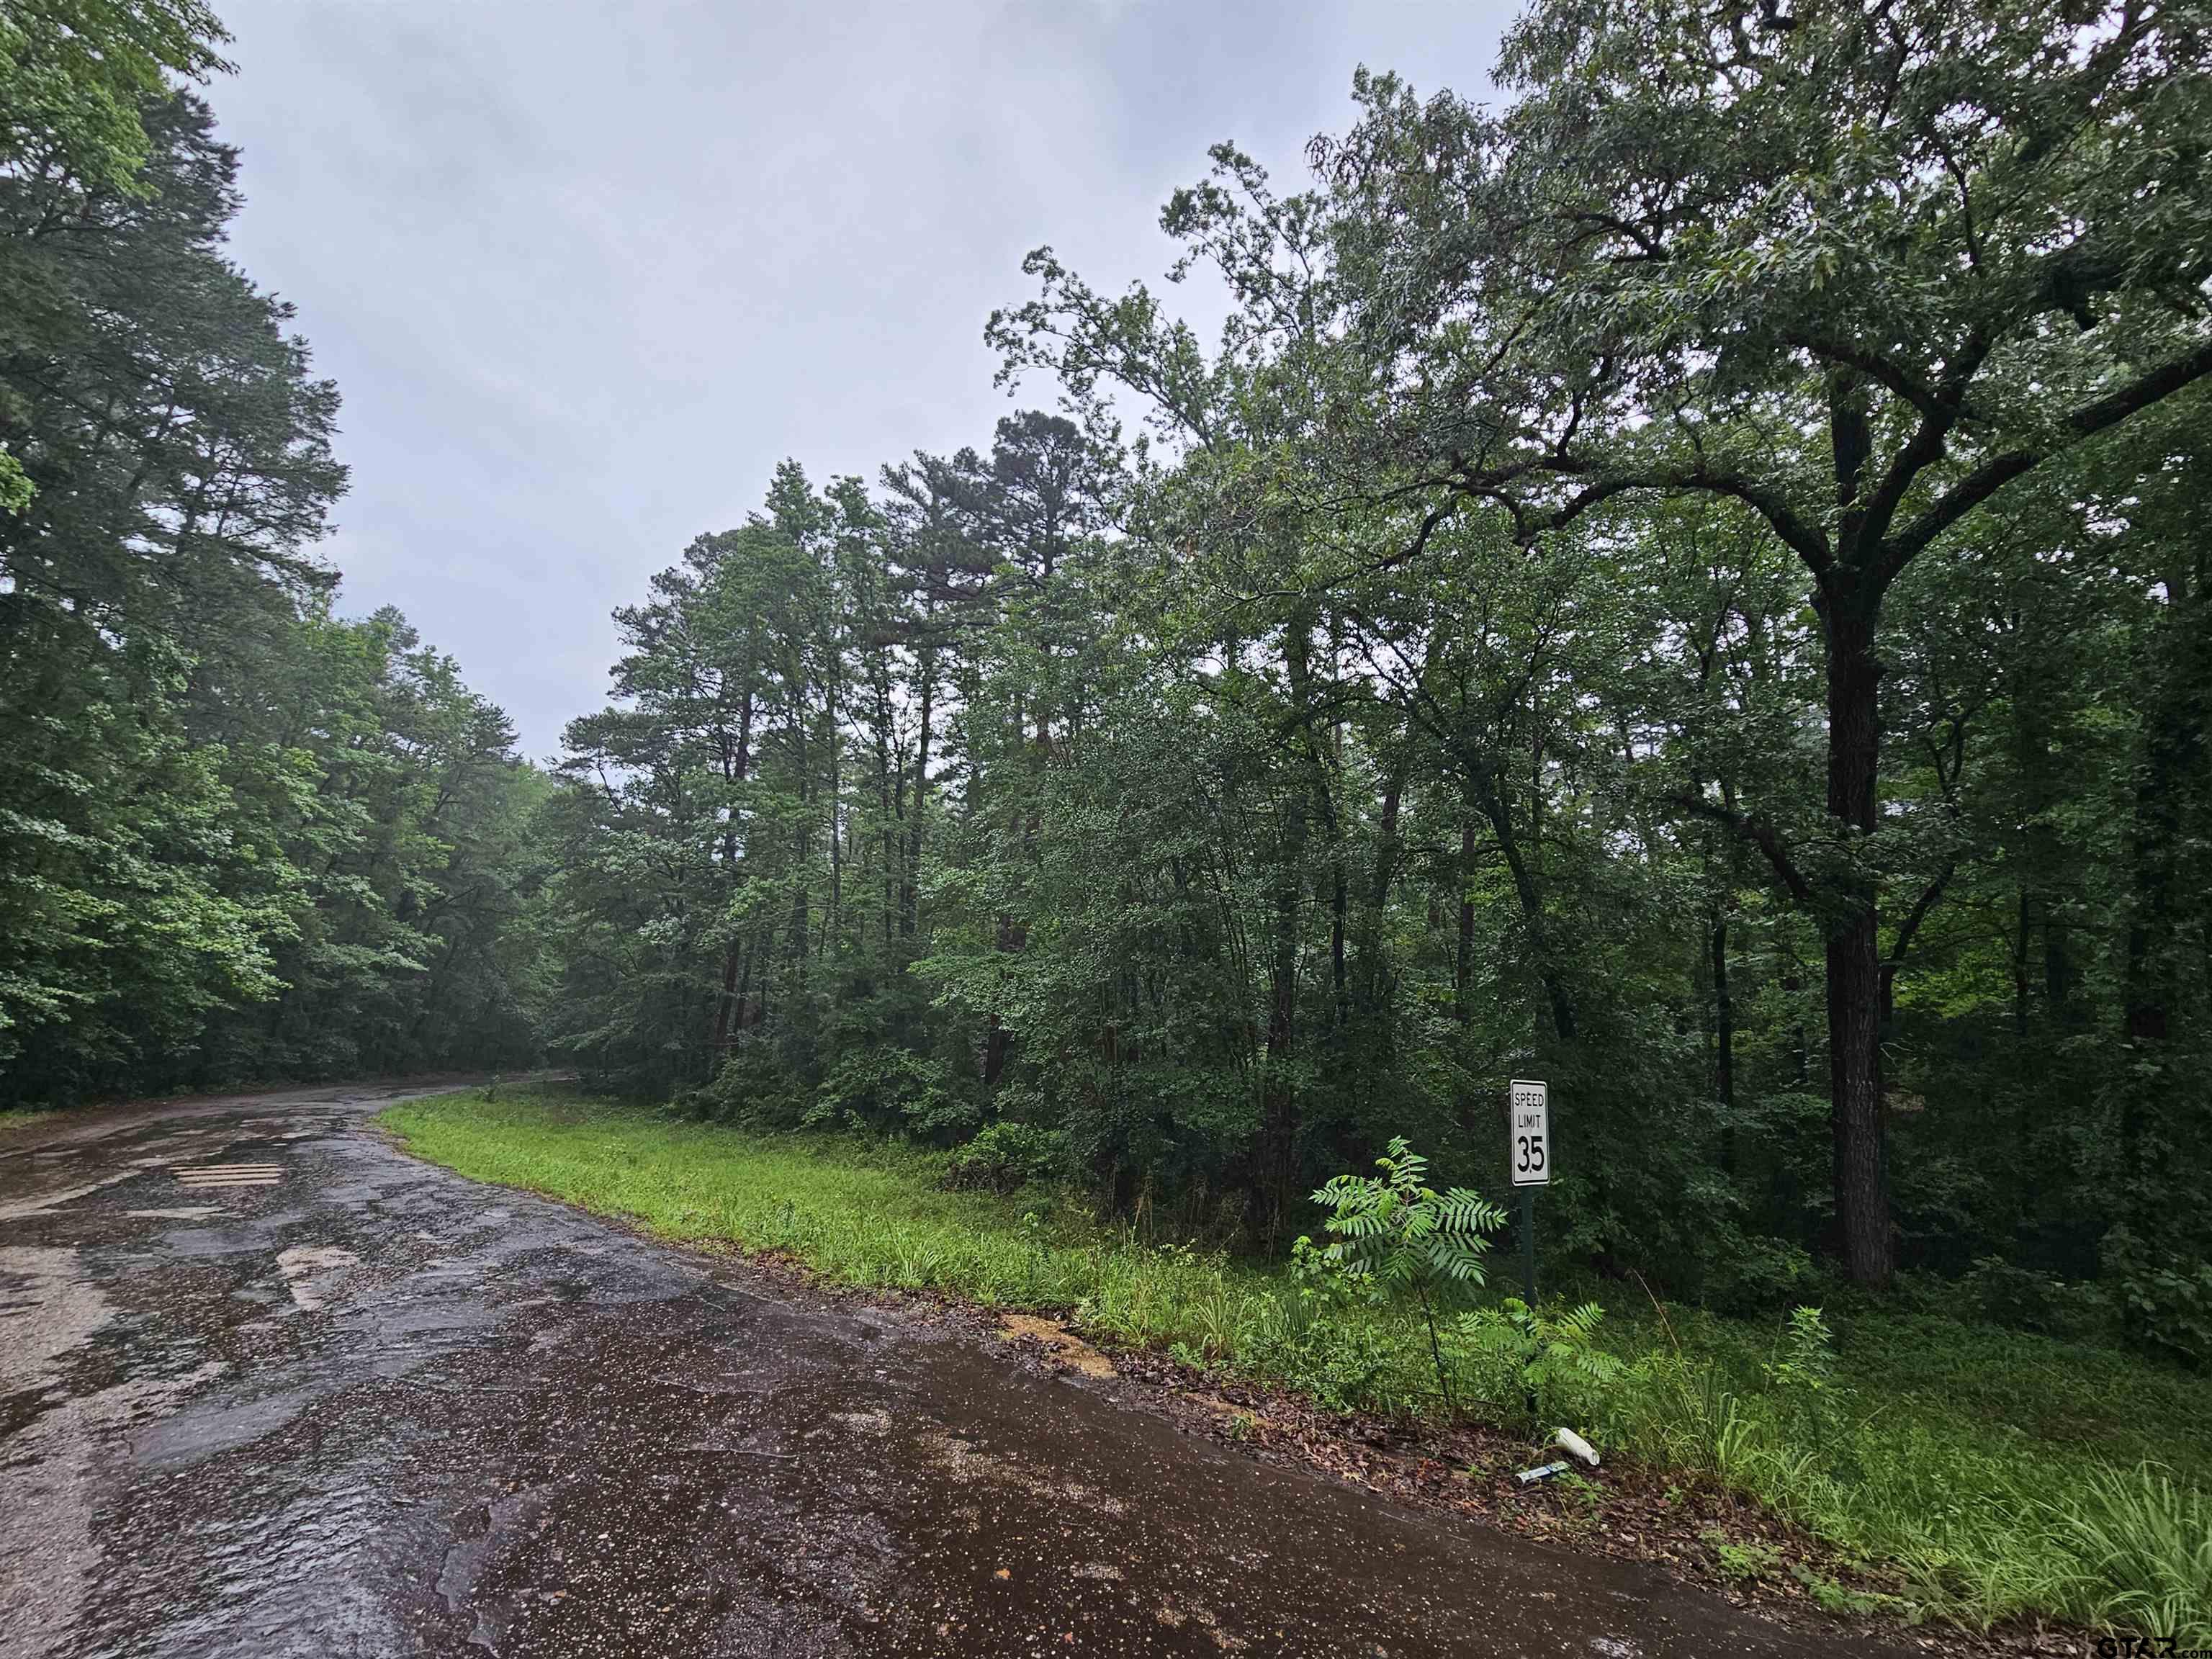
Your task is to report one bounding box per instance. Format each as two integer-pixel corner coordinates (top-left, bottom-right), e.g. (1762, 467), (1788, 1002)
(380, 1085), (2212, 1645)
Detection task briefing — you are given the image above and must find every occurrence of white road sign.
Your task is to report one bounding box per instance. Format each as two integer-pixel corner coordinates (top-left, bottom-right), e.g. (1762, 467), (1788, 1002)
(1509, 1078), (1550, 1187)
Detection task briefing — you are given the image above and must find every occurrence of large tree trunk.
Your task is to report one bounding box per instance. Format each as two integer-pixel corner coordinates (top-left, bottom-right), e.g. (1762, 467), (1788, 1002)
(2118, 557), (2206, 1202)
(1476, 777), (1576, 1043)
(1259, 876), (1302, 1229)
(1355, 763), (1406, 1021)
(710, 693), (754, 1053)
(1823, 599), (1892, 1286)
(1329, 865), (1347, 1030)
(1455, 824), (1476, 1026)
(788, 685), (811, 984)
(826, 672), (842, 946)
(1255, 615), (1320, 1227)
(899, 654), (932, 938)
(1711, 906), (1735, 1174)
(712, 918), (744, 1050)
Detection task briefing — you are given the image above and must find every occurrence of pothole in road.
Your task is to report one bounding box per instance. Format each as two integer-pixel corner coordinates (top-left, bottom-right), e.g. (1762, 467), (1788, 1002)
(276, 1246), (360, 1311)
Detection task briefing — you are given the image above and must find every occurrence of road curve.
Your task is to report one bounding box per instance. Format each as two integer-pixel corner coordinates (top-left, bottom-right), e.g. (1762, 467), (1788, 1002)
(0, 1084), (1917, 1658)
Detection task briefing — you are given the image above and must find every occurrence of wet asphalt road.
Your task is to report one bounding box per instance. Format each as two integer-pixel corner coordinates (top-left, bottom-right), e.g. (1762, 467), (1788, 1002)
(0, 1084), (1918, 1659)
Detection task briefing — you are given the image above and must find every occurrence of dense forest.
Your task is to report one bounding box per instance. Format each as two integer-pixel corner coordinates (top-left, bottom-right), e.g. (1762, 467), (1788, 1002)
(0, 2), (549, 1098)
(5, 0), (2210, 1363)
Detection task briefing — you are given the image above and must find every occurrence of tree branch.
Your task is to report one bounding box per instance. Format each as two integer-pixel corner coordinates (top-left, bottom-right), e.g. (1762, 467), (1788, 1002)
(1879, 334), (2212, 585)
(1784, 329), (1943, 420)
(1669, 791), (1815, 906)
(1460, 456), (1834, 574)
(1886, 863), (1954, 975)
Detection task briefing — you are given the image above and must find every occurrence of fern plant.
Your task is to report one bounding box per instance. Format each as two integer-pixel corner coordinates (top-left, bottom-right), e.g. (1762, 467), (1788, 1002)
(1458, 1297), (1625, 1429)
(1307, 1137), (1506, 1413)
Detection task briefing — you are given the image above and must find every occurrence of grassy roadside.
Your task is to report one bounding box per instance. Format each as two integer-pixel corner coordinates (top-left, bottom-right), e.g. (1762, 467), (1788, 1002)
(379, 1084), (2212, 1645)
(0, 1107), (61, 1130)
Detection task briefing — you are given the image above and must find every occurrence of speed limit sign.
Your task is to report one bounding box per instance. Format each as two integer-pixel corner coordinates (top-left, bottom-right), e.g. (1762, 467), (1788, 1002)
(1509, 1079), (1550, 1187)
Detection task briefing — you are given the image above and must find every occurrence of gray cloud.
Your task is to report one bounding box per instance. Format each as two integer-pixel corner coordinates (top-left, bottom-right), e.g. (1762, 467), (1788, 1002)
(209, 0), (1512, 757)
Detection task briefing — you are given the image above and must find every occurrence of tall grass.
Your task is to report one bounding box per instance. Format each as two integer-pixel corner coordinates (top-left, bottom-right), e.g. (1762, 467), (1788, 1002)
(2028, 1464), (2212, 1646)
(1588, 1298), (2212, 1637)
(381, 1086), (2212, 1642)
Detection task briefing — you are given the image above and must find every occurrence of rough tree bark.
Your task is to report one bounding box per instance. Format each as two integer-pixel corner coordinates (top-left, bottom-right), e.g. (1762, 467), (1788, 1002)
(1820, 593), (1892, 1286)
(2118, 557), (2207, 1204)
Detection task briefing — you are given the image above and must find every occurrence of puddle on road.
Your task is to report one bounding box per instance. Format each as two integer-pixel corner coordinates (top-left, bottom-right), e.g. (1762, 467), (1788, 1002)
(914, 1424), (1128, 1518)
(0, 1243), (233, 1655)
(132, 1382), (336, 1468)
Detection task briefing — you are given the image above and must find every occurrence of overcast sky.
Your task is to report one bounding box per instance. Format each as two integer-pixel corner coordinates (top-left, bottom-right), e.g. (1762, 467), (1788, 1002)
(208, 0), (1514, 759)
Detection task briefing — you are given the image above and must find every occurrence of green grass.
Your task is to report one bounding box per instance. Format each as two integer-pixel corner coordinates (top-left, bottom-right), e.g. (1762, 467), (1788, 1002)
(380, 1084), (2212, 1644)
(0, 1106), (63, 1130)
(377, 1083), (1301, 1355)
(1601, 1310), (2212, 1641)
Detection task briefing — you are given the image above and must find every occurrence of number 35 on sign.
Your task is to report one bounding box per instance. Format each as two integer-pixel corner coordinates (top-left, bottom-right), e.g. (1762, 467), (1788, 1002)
(1510, 1079), (1550, 1186)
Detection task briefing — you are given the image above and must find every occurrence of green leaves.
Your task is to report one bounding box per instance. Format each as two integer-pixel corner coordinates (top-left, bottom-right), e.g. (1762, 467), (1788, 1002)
(1307, 1138), (1507, 1413)
(1310, 1137), (1506, 1295)
(0, 448), (29, 516)
(0, 0), (232, 203)
(1457, 1295), (1626, 1430)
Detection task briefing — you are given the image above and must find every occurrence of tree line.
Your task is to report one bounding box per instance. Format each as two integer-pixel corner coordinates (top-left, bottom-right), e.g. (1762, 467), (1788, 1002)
(5, 0), (2208, 1354)
(1, 4), (548, 1101)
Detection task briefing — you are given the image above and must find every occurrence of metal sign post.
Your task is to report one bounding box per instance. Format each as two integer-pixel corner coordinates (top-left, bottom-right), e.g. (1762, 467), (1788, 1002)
(1509, 1079), (1550, 1303)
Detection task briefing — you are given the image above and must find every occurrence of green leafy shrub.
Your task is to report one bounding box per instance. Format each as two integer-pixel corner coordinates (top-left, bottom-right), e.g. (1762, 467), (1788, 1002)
(1697, 1229), (1816, 1316)
(1308, 1137), (1506, 1413)
(697, 1042), (810, 1125)
(1960, 1256), (2113, 1342)
(943, 1121), (1069, 1193)
(1240, 1240), (1405, 1412)
(2103, 1228), (2212, 1369)
(1761, 1305), (1845, 1449)
(805, 1049), (974, 1141)
(1457, 1298), (1626, 1429)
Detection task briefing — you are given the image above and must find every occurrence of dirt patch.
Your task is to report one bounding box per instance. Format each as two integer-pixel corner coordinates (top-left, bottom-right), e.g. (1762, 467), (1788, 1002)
(998, 1312), (1116, 1379)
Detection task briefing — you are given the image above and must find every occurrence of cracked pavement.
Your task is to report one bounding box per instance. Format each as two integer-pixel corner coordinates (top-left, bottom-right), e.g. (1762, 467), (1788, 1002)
(0, 1084), (1917, 1658)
